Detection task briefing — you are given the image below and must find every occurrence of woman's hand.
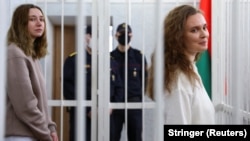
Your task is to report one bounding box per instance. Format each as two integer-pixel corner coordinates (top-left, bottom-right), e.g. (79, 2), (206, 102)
(51, 132), (59, 141)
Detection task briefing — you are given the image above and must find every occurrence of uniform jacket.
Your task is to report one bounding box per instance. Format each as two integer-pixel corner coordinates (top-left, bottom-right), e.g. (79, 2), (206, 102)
(63, 51), (92, 101)
(110, 47), (148, 102)
(63, 51), (92, 114)
(6, 43), (57, 141)
(110, 57), (124, 102)
(63, 50), (94, 141)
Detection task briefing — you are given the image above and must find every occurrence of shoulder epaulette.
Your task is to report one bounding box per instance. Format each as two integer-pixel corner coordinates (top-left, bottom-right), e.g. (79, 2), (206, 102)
(134, 49), (143, 55)
(110, 55), (114, 60)
(69, 52), (77, 57)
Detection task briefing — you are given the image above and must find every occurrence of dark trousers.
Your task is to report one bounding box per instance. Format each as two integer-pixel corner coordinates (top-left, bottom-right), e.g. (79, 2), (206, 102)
(110, 109), (142, 141)
(69, 108), (91, 141)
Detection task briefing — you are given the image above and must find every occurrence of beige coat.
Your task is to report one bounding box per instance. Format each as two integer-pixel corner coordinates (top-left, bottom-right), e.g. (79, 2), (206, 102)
(6, 43), (56, 141)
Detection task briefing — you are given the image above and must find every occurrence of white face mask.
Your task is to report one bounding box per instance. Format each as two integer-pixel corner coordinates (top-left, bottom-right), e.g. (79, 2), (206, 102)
(88, 38), (92, 49)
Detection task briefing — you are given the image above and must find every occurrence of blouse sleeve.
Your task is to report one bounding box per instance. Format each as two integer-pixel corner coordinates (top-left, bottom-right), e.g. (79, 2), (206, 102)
(164, 88), (193, 124)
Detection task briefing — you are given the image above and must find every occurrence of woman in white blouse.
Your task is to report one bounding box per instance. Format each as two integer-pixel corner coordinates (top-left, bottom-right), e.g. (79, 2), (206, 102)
(147, 4), (215, 124)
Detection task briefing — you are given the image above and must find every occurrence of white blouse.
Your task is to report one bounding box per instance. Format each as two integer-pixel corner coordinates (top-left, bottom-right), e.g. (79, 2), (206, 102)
(164, 65), (215, 124)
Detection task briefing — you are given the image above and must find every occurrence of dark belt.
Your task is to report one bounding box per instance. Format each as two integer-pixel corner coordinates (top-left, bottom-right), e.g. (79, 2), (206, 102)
(128, 96), (142, 102)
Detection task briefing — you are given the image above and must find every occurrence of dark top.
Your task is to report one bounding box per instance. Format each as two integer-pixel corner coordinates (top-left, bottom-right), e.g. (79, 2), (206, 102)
(110, 56), (124, 102)
(63, 51), (92, 111)
(110, 47), (148, 102)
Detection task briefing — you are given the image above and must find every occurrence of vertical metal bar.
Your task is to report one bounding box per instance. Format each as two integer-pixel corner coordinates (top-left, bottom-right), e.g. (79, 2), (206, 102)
(212, 0), (219, 122)
(97, 0), (105, 140)
(0, 0), (8, 140)
(124, 1), (131, 141)
(245, 0), (249, 123)
(91, 1), (98, 140)
(212, 0), (228, 124)
(103, 0), (111, 140)
(76, 0), (86, 141)
(59, 1), (65, 140)
(231, 0), (242, 124)
(125, 0), (128, 140)
(247, 0), (250, 118)
(141, 0), (145, 140)
(226, 0), (231, 123)
(228, 0), (232, 123)
(239, 0), (244, 124)
(227, 0), (229, 123)
(154, 0), (164, 141)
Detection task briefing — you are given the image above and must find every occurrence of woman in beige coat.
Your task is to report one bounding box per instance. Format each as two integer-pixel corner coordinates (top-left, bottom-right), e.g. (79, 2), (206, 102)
(5, 4), (58, 141)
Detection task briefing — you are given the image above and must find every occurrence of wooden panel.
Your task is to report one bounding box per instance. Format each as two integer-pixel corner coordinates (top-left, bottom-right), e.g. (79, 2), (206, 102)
(53, 26), (75, 141)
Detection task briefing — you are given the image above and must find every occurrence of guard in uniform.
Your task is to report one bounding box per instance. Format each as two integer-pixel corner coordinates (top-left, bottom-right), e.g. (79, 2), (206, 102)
(63, 25), (92, 141)
(110, 23), (148, 141)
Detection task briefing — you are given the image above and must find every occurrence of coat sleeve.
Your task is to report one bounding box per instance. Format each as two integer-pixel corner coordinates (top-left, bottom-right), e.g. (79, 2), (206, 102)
(7, 57), (53, 141)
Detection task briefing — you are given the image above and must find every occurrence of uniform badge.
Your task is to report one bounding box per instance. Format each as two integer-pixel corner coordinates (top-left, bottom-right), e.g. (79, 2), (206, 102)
(85, 64), (91, 68)
(112, 74), (115, 81)
(133, 68), (137, 77)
